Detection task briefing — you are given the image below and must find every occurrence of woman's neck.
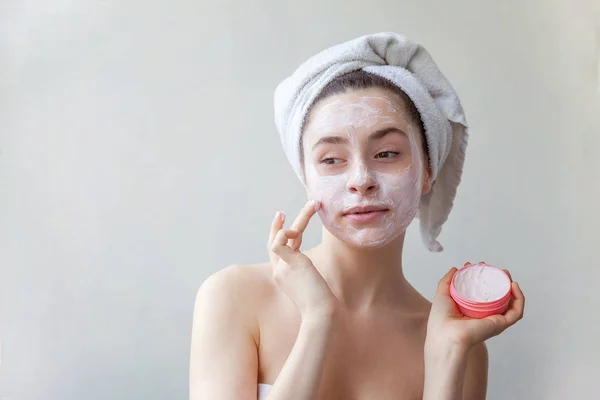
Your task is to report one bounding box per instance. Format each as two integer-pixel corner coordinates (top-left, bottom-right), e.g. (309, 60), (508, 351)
(306, 228), (419, 312)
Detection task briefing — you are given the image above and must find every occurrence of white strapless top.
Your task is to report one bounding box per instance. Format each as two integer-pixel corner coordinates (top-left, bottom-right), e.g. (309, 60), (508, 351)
(258, 383), (272, 399)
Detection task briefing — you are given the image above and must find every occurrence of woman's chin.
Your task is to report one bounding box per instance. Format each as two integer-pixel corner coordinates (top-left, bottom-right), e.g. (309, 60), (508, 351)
(325, 223), (404, 249)
(347, 237), (393, 249)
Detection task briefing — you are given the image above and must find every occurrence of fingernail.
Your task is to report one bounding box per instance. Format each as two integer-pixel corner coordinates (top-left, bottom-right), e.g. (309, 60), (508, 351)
(281, 212), (286, 222)
(314, 201), (321, 211)
(275, 211), (281, 220)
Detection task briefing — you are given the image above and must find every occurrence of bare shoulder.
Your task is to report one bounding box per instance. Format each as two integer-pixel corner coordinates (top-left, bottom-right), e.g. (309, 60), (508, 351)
(468, 341), (489, 371)
(190, 264), (277, 398)
(194, 263), (278, 325)
(199, 263), (273, 291)
(463, 342), (489, 399)
(470, 342), (489, 362)
(196, 263), (275, 308)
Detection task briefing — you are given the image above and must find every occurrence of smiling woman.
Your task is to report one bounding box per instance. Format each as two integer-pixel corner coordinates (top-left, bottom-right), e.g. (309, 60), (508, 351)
(189, 32), (525, 400)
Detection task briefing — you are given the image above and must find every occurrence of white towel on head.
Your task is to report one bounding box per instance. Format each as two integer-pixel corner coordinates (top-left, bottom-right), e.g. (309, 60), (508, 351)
(274, 32), (468, 252)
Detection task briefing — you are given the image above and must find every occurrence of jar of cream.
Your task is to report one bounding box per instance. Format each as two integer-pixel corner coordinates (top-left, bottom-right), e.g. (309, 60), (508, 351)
(450, 262), (512, 319)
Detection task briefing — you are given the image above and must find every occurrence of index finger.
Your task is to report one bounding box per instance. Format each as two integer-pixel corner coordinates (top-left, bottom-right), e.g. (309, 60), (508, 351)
(290, 200), (320, 234)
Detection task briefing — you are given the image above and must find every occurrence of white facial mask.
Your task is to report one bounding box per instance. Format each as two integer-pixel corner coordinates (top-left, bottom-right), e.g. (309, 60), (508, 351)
(309, 97), (401, 134)
(304, 95), (424, 248)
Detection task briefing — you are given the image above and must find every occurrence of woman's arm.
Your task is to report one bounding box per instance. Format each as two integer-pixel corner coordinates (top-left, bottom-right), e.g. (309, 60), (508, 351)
(189, 265), (337, 400)
(423, 265), (524, 400)
(189, 266), (260, 400)
(267, 202), (338, 400)
(264, 202), (339, 399)
(191, 202), (338, 400)
(264, 311), (335, 400)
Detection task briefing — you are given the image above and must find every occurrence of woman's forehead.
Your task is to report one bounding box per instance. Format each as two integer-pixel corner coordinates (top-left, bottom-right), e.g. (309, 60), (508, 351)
(310, 88), (406, 117)
(304, 89), (414, 142)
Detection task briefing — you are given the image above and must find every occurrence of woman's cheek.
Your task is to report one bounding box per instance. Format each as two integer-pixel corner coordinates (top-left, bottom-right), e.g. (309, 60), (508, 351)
(306, 174), (345, 226)
(313, 176), (344, 209)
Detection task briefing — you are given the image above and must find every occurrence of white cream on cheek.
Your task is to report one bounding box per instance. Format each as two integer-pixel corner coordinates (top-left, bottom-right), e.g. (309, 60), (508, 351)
(305, 96), (424, 248)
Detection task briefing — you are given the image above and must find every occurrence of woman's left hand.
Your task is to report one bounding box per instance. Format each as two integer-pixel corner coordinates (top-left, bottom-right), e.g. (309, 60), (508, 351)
(426, 262), (525, 350)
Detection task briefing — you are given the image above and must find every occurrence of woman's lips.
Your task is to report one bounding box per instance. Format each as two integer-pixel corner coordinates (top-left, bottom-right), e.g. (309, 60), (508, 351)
(342, 205), (389, 223)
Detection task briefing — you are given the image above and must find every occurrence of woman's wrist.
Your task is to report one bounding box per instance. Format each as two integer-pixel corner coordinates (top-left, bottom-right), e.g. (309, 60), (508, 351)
(301, 306), (337, 330)
(424, 339), (469, 365)
(424, 334), (471, 357)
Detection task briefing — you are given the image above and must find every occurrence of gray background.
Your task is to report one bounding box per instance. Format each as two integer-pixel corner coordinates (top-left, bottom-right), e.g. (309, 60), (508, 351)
(1, 0), (599, 399)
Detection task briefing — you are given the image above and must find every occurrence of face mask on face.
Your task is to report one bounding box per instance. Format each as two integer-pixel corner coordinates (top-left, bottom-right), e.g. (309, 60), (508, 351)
(304, 94), (424, 249)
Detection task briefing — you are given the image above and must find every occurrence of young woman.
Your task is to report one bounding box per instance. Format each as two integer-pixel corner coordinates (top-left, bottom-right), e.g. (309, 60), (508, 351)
(190, 33), (525, 400)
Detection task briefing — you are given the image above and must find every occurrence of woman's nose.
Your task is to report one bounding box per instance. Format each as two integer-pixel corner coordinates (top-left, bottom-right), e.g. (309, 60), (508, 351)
(346, 165), (378, 195)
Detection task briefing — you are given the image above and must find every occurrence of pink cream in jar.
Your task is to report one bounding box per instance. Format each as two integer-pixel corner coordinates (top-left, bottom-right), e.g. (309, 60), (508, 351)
(450, 262), (512, 319)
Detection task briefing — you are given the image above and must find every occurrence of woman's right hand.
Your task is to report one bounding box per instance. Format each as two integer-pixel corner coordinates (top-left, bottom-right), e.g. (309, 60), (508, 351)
(268, 200), (338, 320)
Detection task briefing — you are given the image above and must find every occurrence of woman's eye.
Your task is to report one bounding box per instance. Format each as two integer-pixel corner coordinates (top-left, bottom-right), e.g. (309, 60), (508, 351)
(375, 151), (399, 159)
(321, 158), (343, 165)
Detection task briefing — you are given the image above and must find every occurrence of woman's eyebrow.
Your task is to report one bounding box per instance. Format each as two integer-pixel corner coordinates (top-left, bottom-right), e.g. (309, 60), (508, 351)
(312, 127), (407, 150)
(312, 135), (349, 150)
(369, 127), (408, 141)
